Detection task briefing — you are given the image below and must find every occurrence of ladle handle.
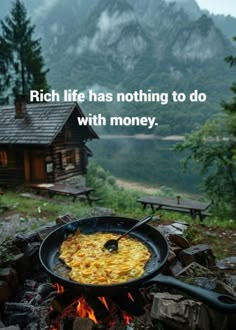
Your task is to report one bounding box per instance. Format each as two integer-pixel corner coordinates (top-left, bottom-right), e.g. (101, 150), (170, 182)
(117, 215), (153, 241)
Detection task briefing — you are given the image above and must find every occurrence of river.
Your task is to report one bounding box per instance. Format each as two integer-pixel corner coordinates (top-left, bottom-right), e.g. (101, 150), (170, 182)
(88, 135), (202, 193)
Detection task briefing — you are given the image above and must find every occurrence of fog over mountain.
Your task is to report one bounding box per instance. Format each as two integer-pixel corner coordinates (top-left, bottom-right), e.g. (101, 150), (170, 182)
(165, 0), (201, 18)
(1, 0), (235, 40)
(1, 0), (236, 134)
(164, 0), (236, 40)
(34, 0), (234, 90)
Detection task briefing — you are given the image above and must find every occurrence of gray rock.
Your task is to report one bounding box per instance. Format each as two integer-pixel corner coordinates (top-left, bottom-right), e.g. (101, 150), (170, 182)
(151, 292), (210, 330)
(216, 257), (236, 270)
(157, 222), (188, 237)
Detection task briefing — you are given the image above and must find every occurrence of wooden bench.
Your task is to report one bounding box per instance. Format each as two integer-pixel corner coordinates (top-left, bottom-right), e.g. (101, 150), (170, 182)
(137, 196), (211, 221)
(200, 211), (212, 218)
(154, 205), (212, 219)
(155, 205), (190, 213)
(77, 195), (101, 206)
(29, 183), (95, 203)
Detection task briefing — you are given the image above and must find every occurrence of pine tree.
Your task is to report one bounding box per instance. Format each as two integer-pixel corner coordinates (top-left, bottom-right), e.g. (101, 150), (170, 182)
(0, 0), (49, 100)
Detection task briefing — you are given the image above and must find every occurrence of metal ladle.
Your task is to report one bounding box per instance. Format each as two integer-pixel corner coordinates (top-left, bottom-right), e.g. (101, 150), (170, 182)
(104, 215), (153, 252)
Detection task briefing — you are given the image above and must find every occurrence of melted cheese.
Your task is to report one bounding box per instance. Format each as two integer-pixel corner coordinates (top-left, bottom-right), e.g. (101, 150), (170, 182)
(59, 230), (151, 285)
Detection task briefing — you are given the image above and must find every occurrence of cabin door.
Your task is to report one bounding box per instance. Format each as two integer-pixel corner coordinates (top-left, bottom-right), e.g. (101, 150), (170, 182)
(29, 151), (46, 182)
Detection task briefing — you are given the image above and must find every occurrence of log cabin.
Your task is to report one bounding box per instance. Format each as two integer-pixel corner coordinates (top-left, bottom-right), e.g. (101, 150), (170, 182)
(0, 96), (99, 187)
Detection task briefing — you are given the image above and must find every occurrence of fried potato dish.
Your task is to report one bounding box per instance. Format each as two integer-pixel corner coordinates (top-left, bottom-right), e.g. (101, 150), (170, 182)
(59, 230), (151, 285)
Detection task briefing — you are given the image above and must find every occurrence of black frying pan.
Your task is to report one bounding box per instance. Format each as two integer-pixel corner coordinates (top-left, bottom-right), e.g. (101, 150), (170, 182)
(39, 216), (236, 312)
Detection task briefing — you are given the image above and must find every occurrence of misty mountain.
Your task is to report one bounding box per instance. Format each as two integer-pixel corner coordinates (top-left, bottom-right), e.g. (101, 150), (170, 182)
(40, 0), (233, 91)
(164, 0), (236, 41)
(164, 0), (202, 19)
(0, 0), (235, 135)
(1, 0), (235, 41)
(34, 0), (234, 136)
(212, 14), (236, 41)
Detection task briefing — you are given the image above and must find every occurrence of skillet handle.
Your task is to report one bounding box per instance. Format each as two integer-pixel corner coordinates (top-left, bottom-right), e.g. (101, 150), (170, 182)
(145, 274), (236, 313)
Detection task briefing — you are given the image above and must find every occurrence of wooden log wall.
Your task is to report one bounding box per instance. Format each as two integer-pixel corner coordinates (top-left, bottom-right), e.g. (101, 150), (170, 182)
(0, 148), (24, 187)
(50, 111), (88, 182)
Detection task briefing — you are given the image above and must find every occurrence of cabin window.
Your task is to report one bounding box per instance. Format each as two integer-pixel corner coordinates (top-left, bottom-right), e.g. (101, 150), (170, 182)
(65, 150), (75, 170)
(45, 156), (54, 174)
(46, 162), (54, 174)
(0, 151), (8, 167)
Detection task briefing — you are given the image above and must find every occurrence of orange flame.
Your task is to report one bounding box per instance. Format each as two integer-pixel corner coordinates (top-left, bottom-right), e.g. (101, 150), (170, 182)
(53, 283), (64, 294)
(76, 297), (98, 324)
(50, 287), (134, 328)
(98, 296), (109, 310)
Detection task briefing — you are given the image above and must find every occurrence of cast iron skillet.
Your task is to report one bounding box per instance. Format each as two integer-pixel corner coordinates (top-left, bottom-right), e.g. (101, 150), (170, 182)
(39, 216), (236, 312)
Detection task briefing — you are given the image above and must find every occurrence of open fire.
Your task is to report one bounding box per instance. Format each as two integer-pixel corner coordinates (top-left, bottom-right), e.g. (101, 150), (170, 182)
(49, 283), (135, 329)
(1, 215), (235, 330)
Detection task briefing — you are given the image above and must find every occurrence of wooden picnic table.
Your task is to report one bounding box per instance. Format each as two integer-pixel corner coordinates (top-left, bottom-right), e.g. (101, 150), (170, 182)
(137, 195), (211, 221)
(29, 183), (95, 204)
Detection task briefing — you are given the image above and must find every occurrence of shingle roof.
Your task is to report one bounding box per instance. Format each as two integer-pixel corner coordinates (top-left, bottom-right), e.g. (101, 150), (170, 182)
(0, 102), (98, 145)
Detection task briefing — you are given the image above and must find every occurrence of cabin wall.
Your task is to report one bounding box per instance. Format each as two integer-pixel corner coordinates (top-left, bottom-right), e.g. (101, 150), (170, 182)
(0, 143), (88, 186)
(0, 147), (51, 186)
(0, 109), (93, 186)
(50, 111), (88, 182)
(0, 147), (24, 187)
(51, 143), (87, 182)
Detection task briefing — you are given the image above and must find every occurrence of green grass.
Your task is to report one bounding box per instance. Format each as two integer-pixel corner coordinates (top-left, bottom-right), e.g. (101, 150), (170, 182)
(1, 163), (235, 262)
(0, 188), (235, 230)
(2, 190), (235, 260)
(152, 210), (236, 228)
(0, 192), (92, 220)
(0, 163), (235, 229)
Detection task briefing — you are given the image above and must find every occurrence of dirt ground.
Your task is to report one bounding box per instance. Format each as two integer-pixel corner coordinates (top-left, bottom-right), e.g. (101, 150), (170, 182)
(116, 178), (160, 194)
(0, 211), (52, 244)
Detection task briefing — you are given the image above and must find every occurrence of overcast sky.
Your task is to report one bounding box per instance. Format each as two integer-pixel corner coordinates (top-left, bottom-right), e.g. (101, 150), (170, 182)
(196, 0), (236, 17)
